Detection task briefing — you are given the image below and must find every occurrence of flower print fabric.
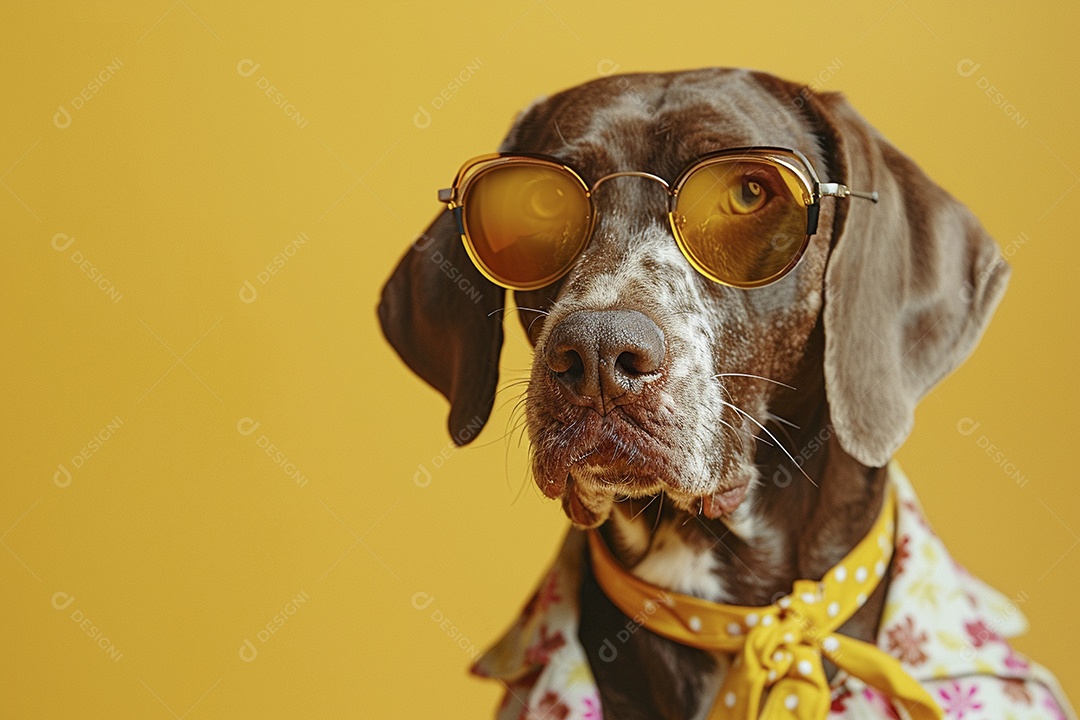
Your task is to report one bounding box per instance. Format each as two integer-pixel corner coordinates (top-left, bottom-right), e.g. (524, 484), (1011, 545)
(471, 464), (1077, 720)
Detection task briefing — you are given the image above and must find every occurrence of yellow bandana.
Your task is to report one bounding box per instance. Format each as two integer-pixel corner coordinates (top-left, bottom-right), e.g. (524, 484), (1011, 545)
(586, 488), (943, 720)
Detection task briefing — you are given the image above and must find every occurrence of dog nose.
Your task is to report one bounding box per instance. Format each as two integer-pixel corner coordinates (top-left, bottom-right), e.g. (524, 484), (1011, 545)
(544, 309), (665, 411)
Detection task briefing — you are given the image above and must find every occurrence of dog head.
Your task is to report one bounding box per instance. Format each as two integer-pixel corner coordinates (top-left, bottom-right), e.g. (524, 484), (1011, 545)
(379, 68), (1008, 528)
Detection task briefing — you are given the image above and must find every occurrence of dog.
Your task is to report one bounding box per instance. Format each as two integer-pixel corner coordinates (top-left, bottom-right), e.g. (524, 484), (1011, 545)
(379, 69), (1075, 719)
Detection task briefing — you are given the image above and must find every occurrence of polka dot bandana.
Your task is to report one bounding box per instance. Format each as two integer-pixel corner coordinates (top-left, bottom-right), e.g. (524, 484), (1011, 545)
(587, 487), (943, 720)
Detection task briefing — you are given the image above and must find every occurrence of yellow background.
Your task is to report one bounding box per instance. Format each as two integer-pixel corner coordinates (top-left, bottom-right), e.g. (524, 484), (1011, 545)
(2, 2), (1077, 717)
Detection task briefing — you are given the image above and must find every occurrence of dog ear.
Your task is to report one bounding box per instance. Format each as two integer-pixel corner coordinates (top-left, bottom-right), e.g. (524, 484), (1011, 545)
(812, 92), (1010, 467)
(378, 209), (505, 445)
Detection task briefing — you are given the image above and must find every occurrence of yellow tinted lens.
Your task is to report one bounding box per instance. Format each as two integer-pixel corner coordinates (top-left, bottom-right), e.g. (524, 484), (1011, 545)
(674, 160), (809, 286)
(462, 163), (591, 288)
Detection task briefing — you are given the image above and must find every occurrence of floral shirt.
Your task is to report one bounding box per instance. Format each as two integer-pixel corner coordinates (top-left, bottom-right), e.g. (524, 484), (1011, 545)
(471, 464), (1077, 720)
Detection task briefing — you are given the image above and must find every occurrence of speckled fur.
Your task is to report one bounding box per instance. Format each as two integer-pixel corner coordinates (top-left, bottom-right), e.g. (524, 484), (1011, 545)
(503, 70), (877, 717)
(379, 67), (1009, 720)
(501, 69), (1002, 718)
(516, 71), (834, 526)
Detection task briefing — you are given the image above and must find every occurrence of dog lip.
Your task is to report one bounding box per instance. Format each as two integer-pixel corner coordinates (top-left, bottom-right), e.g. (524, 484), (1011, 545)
(563, 486), (601, 527)
(538, 471), (569, 499)
(533, 410), (655, 487)
(700, 484), (749, 519)
(559, 475), (615, 528)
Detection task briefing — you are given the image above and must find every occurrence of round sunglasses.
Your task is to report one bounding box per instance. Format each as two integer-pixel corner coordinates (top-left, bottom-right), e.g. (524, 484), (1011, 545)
(436, 147), (877, 290)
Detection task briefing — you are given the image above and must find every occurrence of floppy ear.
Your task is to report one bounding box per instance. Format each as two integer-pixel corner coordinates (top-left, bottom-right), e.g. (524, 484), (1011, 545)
(813, 92), (1010, 467)
(377, 210), (505, 445)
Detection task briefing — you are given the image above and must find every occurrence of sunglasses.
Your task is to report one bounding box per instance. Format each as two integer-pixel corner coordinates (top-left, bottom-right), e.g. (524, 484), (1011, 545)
(437, 147), (878, 291)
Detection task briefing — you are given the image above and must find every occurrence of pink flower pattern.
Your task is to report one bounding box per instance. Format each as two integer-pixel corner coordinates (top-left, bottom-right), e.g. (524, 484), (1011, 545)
(1042, 692), (1068, 720)
(1004, 647), (1031, 672)
(964, 618), (1002, 648)
(476, 467), (1077, 720)
(937, 681), (983, 719)
(861, 688), (902, 718)
(525, 691), (569, 720)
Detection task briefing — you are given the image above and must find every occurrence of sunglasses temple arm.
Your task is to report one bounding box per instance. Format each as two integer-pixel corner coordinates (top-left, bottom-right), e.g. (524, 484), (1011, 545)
(818, 182), (879, 204)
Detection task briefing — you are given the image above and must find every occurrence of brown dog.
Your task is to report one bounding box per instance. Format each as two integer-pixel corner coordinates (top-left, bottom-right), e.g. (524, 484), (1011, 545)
(379, 69), (1073, 719)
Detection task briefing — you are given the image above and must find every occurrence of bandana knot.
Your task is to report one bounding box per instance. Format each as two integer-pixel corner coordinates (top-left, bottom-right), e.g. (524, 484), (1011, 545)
(587, 488), (944, 720)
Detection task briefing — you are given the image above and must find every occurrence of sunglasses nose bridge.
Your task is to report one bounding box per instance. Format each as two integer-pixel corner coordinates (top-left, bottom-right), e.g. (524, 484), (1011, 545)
(588, 172), (675, 233)
(589, 171), (672, 195)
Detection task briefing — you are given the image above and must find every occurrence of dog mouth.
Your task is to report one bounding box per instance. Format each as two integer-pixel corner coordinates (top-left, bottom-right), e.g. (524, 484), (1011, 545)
(532, 409), (750, 527)
(557, 470), (751, 528)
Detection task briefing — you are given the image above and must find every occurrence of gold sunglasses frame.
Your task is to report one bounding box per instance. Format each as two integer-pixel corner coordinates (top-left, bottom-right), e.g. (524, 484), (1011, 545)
(437, 147), (877, 291)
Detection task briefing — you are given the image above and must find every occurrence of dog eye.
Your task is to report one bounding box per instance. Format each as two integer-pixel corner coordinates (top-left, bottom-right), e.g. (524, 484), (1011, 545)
(731, 178), (766, 213)
(523, 178), (569, 219)
(725, 174), (774, 215)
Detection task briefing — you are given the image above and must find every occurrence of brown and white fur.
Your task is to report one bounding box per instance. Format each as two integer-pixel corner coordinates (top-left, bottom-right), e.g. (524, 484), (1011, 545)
(379, 68), (1008, 719)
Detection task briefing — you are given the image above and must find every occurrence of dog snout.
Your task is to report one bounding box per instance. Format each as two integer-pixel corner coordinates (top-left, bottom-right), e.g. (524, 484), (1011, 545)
(544, 309), (665, 412)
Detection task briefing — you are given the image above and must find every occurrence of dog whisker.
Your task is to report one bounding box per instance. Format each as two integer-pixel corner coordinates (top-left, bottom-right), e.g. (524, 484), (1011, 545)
(717, 417), (765, 450)
(763, 411), (801, 451)
(510, 462), (534, 505)
(569, 447), (598, 464)
(719, 399), (818, 487)
(629, 492), (660, 521)
(713, 384), (770, 449)
(513, 306), (552, 336)
(713, 377), (800, 449)
(764, 411), (801, 430)
(713, 372), (796, 391)
(513, 305), (551, 317)
(471, 422), (527, 450)
(486, 306), (550, 319)
(496, 390), (530, 415)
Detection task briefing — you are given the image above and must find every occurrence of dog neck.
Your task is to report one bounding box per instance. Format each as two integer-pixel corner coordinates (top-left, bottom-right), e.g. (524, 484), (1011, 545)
(596, 323), (889, 631)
